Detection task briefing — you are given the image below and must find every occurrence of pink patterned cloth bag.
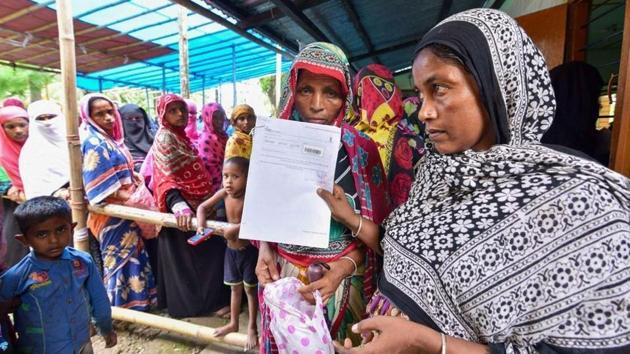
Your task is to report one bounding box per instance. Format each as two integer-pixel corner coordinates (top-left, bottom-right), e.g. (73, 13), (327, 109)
(263, 277), (334, 354)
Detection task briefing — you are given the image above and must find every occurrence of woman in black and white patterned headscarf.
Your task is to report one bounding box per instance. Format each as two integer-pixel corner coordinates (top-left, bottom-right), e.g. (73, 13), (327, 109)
(326, 8), (630, 354)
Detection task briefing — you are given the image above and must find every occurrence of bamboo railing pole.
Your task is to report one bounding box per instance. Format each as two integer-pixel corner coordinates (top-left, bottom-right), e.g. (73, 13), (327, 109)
(178, 6), (190, 98)
(111, 307), (248, 348)
(56, 0), (88, 251)
(87, 204), (232, 235)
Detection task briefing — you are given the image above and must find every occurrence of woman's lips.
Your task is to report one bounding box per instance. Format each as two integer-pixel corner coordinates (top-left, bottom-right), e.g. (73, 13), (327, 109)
(305, 118), (328, 125)
(427, 128), (446, 140)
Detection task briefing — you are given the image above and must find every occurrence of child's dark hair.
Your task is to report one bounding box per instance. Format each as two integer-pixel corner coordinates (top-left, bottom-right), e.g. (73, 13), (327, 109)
(14, 196), (72, 235)
(224, 156), (249, 174)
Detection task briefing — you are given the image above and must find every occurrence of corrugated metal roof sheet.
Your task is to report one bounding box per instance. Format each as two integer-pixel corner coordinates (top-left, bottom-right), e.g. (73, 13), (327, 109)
(0, 0), (293, 93)
(207, 0), (489, 73)
(0, 0), (497, 93)
(0, 0), (173, 74)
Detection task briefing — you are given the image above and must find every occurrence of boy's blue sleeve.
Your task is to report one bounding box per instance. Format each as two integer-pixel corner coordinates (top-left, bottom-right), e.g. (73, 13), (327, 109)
(0, 270), (19, 302)
(85, 259), (112, 334)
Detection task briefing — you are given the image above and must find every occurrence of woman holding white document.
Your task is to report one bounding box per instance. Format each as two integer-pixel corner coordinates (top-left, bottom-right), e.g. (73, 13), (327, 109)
(255, 42), (391, 351)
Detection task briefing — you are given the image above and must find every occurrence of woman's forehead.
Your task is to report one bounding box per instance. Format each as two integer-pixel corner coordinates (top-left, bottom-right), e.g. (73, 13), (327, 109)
(3, 117), (28, 125)
(297, 69), (341, 87)
(167, 101), (186, 110)
(91, 98), (113, 111)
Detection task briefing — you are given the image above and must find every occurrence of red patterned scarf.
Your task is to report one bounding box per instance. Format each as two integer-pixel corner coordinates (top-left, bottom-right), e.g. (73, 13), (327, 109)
(152, 94), (212, 211)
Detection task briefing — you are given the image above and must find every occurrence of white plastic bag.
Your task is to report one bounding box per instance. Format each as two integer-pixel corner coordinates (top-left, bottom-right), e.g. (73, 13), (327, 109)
(263, 277), (334, 354)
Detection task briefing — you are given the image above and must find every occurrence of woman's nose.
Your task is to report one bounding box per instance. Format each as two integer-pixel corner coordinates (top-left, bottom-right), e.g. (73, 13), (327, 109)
(311, 93), (324, 111)
(419, 100), (436, 122)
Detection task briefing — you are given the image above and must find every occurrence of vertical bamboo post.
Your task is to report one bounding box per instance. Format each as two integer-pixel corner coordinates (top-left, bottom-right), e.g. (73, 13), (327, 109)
(55, 0), (88, 251)
(275, 53), (282, 113)
(610, 2), (630, 177)
(178, 6), (190, 98)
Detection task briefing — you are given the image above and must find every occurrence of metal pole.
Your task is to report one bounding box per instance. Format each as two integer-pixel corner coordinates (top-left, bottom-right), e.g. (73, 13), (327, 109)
(98, 77), (103, 93)
(232, 44), (236, 107)
(178, 5), (190, 98)
(162, 66), (166, 93)
(202, 76), (206, 105)
(145, 87), (150, 112)
(55, 0), (89, 252)
(275, 53), (282, 113)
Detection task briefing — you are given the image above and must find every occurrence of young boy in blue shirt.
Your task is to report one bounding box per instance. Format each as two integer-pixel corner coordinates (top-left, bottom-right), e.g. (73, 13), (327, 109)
(0, 196), (116, 353)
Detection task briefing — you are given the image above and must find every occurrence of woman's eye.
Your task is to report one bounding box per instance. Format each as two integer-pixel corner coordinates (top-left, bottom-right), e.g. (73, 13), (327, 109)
(434, 84), (447, 95)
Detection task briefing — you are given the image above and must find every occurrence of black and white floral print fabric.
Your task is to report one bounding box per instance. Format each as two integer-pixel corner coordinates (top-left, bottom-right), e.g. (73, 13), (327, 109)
(381, 8), (630, 354)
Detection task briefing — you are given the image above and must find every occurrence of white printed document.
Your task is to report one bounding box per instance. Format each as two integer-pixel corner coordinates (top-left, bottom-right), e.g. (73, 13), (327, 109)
(240, 117), (340, 248)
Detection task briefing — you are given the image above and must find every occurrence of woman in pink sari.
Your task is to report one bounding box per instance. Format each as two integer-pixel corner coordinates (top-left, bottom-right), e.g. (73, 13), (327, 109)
(198, 103), (228, 194)
(184, 99), (199, 143)
(0, 106), (28, 268)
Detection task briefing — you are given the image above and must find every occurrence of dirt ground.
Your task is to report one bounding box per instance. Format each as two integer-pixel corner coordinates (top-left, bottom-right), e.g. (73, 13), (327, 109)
(92, 310), (256, 354)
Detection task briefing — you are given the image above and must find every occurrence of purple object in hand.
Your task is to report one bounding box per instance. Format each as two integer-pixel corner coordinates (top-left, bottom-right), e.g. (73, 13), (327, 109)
(307, 262), (330, 283)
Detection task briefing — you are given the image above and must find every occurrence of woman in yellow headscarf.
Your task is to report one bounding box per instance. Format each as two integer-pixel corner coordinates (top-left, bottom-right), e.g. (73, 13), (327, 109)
(224, 104), (256, 160)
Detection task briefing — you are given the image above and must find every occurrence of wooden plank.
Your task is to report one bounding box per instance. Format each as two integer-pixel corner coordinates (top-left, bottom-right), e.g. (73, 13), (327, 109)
(565, 0), (590, 61)
(609, 2), (630, 176)
(0, 1), (54, 25)
(516, 3), (568, 70)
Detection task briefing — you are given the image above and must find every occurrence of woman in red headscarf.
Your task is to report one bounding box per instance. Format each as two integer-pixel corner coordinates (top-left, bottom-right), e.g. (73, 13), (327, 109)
(0, 105), (29, 268)
(152, 93), (229, 318)
(255, 42), (391, 351)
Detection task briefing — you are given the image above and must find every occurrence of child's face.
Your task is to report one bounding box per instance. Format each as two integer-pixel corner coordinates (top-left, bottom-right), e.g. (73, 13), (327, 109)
(222, 163), (247, 197)
(164, 102), (188, 128)
(235, 114), (255, 134)
(18, 216), (72, 261)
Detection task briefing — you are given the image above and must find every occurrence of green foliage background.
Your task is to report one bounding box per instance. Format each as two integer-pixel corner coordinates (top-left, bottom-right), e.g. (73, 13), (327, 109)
(0, 66), (56, 103)
(259, 73), (286, 116)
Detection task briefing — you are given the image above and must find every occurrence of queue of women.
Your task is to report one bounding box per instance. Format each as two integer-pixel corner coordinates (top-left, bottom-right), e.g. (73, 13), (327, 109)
(0, 8), (628, 354)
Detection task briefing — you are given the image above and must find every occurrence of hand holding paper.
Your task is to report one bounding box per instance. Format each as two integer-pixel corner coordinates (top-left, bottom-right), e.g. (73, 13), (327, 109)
(240, 117), (340, 248)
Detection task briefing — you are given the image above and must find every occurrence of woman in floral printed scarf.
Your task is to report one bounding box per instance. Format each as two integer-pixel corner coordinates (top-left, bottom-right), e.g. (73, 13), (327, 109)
(352, 65), (426, 207)
(255, 42), (390, 352)
(330, 8), (630, 354)
(80, 93), (156, 311)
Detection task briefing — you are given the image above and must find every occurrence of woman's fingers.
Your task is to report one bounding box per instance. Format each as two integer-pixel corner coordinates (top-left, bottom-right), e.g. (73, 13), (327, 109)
(317, 188), (335, 209)
(256, 244), (279, 286)
(351, 316), (385, 334)
(332, 184), (346, 199)
(186, 215), (193, 230)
